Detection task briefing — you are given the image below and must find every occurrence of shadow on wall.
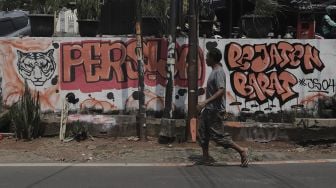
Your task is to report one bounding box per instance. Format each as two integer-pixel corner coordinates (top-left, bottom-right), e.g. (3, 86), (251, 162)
(318, 94), (336, 118)
(126, 109), (186, 119)
(0, 76), (11, 132)
(0, 77), (2, 112)
(235, 94), (336, 123)
(238, 111), (296, 123)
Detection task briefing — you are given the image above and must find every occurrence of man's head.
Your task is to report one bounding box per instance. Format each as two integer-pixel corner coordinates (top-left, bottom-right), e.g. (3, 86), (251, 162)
(206, 48), (222, 67)
(326, 5), (336, 16)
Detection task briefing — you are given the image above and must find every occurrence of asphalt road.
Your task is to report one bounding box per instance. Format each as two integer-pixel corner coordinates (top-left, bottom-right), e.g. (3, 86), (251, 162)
(0, 162), (335, 188)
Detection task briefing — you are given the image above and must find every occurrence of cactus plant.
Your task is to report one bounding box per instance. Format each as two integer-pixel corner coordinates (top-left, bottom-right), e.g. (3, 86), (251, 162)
(10, 80), (41, 140)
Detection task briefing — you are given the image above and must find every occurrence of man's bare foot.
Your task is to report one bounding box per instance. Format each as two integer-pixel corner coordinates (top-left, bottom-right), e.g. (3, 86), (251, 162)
(240, 148), (249, 167)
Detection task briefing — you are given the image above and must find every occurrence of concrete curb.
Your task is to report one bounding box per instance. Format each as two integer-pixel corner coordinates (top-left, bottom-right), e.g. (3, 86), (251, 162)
(1, 159), (336, 167)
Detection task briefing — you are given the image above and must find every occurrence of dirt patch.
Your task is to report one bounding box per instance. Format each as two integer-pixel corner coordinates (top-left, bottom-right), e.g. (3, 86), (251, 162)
(0, 136), (335, 163)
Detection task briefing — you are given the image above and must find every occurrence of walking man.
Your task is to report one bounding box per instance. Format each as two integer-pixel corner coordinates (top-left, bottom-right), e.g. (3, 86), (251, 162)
(197, 48), (249, 167)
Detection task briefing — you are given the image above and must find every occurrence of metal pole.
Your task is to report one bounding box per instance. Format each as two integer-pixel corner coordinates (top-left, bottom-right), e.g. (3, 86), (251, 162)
(187, 0), (198, 141)
(163, 0), (177, 118)
(135, 0), (147, 140)
(177, 0), (183, 29)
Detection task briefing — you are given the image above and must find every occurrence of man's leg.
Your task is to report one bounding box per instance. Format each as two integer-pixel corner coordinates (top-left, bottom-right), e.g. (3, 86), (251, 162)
(201, 144), (210, 160)
(197, 110), (213, 163)
(229, 142), (249, 167)
(210, 127), (249, 167)
(198, 119), (210, 160)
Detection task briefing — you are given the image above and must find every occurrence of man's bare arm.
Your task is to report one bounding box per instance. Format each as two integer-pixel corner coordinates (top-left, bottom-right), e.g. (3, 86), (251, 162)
(197, 88), (225, 111)
(203, 88), (225, 105)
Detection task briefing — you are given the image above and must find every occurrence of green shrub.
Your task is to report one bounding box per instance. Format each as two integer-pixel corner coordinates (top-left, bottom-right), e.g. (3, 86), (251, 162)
(70, 121), (89, 142)
(10, 80), (41, 140)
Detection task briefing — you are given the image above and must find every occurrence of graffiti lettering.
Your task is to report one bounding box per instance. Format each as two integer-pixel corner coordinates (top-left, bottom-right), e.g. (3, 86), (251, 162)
(231, 71), (298, 105)
(299, 78), (336, 93)
(61, 39), (205, 92)
(225, 42), (324, 73)
(225, 42), (324, 105)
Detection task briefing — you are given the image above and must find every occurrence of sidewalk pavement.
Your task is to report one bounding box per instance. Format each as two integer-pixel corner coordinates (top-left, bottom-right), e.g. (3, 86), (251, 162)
(2, 114), (336, 165)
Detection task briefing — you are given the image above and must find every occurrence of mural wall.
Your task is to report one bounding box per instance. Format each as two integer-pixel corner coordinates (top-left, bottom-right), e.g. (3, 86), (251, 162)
(0, 37), (205, 113)
(1, 38), (336, 122)
(217, 39), (336, 122)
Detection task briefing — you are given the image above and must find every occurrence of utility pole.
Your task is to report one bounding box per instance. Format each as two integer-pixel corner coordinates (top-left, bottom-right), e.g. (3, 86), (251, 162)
(177, 0), (183, 30)
(187, 0), (198, 141)
(228, 0), (233, 38)
(163, 0), (177, 118)
(159, 0), (178, 142)
(135, 0), (146, 140)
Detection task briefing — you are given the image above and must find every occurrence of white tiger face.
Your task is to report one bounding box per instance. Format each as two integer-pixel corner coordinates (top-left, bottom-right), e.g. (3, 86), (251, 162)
(17, 49), (56, 86)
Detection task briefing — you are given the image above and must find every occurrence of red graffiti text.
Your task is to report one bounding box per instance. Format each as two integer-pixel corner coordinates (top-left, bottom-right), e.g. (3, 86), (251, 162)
(61, 39), (205, 92)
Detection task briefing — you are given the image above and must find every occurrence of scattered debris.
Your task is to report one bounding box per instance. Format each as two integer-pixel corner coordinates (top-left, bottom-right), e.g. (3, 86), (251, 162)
(89, 135), (95, 141)
(295, 148), (306, 153)
(63, 137), (74, 143)
(88, 145), (96, 150)
(127, 136), (140, 141)
(59, 158), (65, 162)
(255, 140), (270, 144)
(297, 139), (336, 147)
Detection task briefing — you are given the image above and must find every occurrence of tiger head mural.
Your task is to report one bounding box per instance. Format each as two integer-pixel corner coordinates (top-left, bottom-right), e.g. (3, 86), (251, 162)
(17, 49), (56, 86)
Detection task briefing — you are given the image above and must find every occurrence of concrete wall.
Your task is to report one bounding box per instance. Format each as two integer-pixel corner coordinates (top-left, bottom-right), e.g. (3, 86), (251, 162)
(1, 38), (336, 122)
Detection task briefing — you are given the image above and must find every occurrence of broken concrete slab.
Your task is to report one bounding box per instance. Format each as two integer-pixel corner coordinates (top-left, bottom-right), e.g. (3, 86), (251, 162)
(38, 114), (336, 143)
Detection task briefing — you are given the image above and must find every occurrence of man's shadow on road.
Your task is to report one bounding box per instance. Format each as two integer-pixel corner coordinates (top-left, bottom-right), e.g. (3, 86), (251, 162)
(187, 154), (241, 167)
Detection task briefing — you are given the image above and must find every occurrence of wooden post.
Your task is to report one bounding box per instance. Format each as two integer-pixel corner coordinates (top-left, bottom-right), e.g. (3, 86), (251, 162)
(135, 0), (147, 140)
(187, 0), (198, 142)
